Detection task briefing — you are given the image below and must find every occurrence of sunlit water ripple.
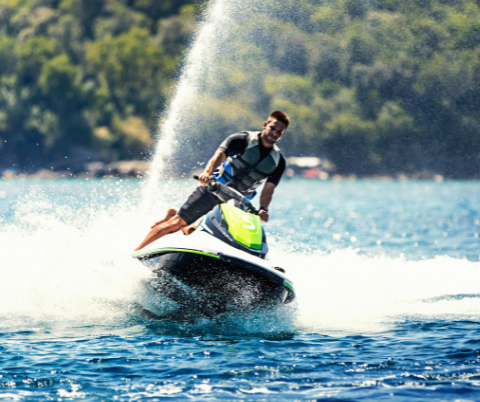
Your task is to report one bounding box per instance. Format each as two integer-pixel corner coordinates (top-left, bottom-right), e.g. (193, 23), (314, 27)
(1, 178), (480, 401)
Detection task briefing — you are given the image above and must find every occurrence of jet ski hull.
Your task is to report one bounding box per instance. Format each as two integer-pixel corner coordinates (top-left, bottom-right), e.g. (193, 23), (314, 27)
(132, 188), (295, 323)
(135, 248), (295, 319)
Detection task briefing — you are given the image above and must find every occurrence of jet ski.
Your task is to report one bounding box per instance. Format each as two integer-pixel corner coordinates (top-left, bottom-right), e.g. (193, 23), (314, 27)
(131, 177), (295, 323)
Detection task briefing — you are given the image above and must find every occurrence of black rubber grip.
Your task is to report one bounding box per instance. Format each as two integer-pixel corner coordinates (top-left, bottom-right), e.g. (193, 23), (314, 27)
(193, 175), (199, 180)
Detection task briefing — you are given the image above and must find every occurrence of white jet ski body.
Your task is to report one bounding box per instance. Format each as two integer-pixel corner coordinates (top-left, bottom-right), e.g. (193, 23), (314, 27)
(131, 179), (295, 323)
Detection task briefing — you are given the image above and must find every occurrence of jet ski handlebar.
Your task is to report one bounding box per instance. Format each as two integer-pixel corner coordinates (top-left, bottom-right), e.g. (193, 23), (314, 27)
(193, 175), (258, 215)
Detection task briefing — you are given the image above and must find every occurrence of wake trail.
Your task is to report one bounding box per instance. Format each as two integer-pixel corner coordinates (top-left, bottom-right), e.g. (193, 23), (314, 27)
(2, 191), (480, 335)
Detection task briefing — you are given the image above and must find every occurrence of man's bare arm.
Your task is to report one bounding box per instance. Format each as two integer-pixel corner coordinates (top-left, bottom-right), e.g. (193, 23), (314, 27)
(198, 149), (226, 186)
(258, 182), (276, 222)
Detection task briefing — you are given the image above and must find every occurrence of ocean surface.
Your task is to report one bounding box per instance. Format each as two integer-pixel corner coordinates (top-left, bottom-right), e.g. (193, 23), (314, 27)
(2, 178), (480, 401)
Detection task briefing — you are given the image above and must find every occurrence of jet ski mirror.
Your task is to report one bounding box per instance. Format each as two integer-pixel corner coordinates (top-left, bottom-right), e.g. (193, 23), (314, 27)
(193, 175), (258, 215)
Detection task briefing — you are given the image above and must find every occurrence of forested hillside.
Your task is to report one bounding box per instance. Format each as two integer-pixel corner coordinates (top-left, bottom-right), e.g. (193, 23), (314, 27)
(1, 0), (480, 177)
(0, 0), (199, 172)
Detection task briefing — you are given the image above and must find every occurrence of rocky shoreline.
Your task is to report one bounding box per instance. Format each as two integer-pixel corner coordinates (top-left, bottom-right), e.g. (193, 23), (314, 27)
(1, 161), (151, 180)
(0, 159), (450, 181)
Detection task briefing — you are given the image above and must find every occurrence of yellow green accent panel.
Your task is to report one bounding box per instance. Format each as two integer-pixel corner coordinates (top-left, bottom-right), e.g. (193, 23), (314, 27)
(132, 248), (219, 259)
(221, 203), (262, 250)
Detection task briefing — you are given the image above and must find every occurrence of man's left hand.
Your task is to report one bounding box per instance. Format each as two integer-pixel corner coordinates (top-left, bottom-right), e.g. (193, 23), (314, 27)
(258, 209), (269, 222)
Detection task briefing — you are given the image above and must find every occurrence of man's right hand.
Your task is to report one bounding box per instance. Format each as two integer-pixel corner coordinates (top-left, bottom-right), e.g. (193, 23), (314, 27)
(198, 171), (211, 186)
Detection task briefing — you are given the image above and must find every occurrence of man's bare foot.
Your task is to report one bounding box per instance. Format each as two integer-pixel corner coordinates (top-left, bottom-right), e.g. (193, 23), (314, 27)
(135, 214), (188, 251)
(166, 208), (177, 218)
(151, 208), (177, 229)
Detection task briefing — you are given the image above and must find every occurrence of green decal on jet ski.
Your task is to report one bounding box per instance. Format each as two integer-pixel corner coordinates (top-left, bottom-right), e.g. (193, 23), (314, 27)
(221, 203), (262, 250)
(131, 248), (220, 259)
(284, 283), (295, 293)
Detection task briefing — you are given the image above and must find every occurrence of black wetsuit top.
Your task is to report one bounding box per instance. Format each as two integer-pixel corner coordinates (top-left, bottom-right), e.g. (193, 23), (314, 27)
(178, 133), (286, 225)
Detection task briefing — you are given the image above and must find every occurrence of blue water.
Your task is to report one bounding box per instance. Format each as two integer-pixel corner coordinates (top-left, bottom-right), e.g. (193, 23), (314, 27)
(2, 178), (480, 400)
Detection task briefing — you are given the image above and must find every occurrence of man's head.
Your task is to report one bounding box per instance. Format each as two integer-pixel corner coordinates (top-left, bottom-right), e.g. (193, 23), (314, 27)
(261, 110), (290, 146)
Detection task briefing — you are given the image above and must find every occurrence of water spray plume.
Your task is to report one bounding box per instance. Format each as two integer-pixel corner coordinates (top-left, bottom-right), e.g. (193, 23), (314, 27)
(142, 0), (309, 213)
(142, 0), (230, 211)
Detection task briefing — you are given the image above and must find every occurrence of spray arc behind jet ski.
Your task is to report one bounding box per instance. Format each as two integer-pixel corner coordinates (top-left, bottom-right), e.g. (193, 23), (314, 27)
(131, 177), (295, 323)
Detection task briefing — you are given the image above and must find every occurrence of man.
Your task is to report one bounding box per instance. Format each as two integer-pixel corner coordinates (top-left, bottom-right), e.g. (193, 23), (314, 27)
(134, 110), (289, 251)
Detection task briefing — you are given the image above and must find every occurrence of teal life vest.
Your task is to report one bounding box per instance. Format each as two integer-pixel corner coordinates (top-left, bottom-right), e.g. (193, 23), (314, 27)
(212, 131), (281, 198)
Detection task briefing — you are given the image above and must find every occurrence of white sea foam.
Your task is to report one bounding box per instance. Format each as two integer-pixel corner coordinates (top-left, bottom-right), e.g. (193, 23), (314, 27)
(2, 188), (480, 335)
(269, 246), (480, 333)
(0, 187), (150, 329)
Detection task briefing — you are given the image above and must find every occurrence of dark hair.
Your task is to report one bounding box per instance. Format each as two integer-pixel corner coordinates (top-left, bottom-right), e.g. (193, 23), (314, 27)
(269, 110), (290, 129)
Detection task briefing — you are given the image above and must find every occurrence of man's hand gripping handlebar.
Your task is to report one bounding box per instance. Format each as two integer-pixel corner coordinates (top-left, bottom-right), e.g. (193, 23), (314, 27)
(197, 172), (211, 187)
(193, 175), (258, 215)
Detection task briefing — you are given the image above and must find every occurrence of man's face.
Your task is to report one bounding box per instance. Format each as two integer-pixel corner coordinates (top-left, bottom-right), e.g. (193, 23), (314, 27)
(261, 119), (286, 145)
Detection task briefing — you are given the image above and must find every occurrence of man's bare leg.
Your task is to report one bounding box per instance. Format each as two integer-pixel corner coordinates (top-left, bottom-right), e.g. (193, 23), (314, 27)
(134, 214), (188, 251)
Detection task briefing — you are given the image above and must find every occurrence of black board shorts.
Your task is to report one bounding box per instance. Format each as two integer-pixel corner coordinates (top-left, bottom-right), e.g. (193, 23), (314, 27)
(177, 186), (222, 225)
